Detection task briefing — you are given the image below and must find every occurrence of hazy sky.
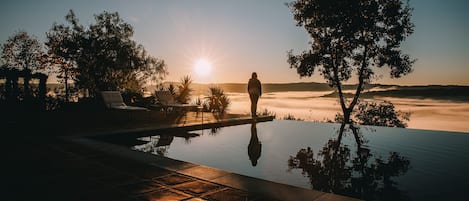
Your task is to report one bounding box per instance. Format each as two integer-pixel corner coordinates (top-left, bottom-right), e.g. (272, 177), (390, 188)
(1, 0), (468, 85)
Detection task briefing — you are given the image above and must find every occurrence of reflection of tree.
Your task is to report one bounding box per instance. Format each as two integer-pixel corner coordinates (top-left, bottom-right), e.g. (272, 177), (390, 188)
(132, 135), (174, 156)
(132, 132), (199, 156)
(288, 124), (411, 201)
(209, 126), (222, 136)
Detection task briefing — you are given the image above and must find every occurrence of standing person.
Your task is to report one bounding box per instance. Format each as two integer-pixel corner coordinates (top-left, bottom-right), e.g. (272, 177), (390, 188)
(248, 72), (262, 117)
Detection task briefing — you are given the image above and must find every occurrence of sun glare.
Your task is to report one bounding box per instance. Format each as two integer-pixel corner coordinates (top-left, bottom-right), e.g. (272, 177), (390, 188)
(194, 58), (212, 77)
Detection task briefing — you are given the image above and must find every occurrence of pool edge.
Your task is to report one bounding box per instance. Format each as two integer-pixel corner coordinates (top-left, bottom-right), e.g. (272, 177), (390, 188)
(62, 118), (362, 201)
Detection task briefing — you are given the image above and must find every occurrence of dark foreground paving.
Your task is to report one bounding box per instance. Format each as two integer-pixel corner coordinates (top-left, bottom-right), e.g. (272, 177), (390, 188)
(4, 135), (275, 201)
(4, 115), (360, 201)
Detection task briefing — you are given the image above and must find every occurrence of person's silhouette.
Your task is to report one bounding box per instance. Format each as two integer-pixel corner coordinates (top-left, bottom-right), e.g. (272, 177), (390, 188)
(248, 72), (262, 117)
(248, 122), (262, 166)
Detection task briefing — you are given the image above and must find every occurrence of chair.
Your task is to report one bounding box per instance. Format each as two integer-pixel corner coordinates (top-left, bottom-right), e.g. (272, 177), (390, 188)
(100, 91), (149, 111)
(154, 90), (198, 115)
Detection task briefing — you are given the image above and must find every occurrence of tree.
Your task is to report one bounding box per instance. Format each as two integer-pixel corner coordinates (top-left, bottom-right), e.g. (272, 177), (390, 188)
(1, 31), (48, 100)
(1, 31), (47, 72)
(287, 0), (415, 124)
(47, 10), (168, 97)
(46, 16), (79, 102)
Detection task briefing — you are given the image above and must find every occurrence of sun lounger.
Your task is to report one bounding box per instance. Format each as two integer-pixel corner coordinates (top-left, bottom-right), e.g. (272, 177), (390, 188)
(100, 91), (149, 111)
(154, 90), (198, 114)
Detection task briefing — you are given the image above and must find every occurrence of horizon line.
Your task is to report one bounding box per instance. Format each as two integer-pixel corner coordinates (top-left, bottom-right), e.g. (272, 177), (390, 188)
(43, 81), (469, 87)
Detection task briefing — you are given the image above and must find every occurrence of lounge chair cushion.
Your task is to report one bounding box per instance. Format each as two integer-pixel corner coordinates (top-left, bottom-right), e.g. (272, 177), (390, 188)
(101, 91), (149, 111)
(155, 90), (198, 110)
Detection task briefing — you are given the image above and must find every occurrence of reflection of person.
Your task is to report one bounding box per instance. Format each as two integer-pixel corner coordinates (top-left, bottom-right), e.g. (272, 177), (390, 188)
(248, 72), (262, 117)
(248, 122), (262, 166)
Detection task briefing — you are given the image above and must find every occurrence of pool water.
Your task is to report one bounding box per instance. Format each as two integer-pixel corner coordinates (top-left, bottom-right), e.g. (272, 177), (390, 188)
(101, 120), (469, 201)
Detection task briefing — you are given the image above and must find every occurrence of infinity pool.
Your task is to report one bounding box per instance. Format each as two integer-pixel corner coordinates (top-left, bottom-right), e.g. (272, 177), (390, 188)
(98, 120), (469, 201)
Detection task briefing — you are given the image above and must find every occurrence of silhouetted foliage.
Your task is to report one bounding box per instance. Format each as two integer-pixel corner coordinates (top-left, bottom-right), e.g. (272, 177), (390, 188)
(1, 31), (47, 73)
(257, 108), (276, 118)
(283, 114), (304, 121)
(47, 10), (168, 97)
(288, 131), (411, 200)
(334, 100), (410, 128)
(176, 76), (193, 104)
(355, 100), (410, 127)
(287, 0), (415, 124)
(152, 76), (193, 106)
(45, 21), (79, 102)
(1, 31), (49, 105)
(205, 86), (230, 114)
(167, 84), (177, 97)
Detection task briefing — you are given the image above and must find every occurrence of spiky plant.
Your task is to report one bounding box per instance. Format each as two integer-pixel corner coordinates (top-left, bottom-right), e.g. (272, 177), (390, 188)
(205, 86), (230, 114)
(176, 75), (193, 104)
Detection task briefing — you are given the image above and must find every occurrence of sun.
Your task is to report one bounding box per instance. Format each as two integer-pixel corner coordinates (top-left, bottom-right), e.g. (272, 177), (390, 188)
(194, 58), (212, 77)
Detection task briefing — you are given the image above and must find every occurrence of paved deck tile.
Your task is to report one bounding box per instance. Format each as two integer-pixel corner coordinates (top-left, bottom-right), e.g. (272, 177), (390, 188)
(202, 188), (257, 201)
(138, 189), (192, 201)
(184, 198), (208, 201)
(118, 180), (164, 195)
(155, 173), (195, 186)
(173, 180), (223, 195)
(178, 165), (230, 181)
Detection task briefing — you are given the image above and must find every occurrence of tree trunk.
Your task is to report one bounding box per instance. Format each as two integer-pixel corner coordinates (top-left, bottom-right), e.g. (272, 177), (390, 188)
(345, 45), (369, 125)
(349, 124), (361, 148)
(343, 108), (352, 124)
(336, 122), (346, 151)
(332, 47), (348, 122)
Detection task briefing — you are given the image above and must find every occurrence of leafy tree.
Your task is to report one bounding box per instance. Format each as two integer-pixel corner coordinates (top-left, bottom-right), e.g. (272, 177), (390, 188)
(1, 31), (48, 100)
(287, 0), (415, 124)
(46, 18), (78, 102)
(47, 10), (168, 97)
(1, 31), (47, 72)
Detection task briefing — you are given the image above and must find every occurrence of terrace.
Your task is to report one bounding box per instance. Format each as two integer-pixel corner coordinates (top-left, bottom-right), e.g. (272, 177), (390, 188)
(4, 111), (361, 201)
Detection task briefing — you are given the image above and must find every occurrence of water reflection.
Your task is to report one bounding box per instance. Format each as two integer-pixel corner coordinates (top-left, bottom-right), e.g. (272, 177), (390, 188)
(132, 131), (200, 156)
(248, 122), (262, 166)
(288, 123), (411, 201)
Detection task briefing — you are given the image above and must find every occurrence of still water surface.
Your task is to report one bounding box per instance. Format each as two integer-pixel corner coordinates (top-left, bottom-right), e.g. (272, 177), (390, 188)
(99, 120), (469, 201)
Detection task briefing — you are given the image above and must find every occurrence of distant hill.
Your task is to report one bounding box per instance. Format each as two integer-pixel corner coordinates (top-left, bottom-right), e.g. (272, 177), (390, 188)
(47, 82), (469, 102)
(321, 85), (469, 102)
(187, 82), (469, 102)
(154, 82), (398, 94)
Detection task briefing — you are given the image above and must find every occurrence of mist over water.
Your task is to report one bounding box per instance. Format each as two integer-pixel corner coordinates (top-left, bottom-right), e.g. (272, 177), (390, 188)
(226, 91), (469, 133)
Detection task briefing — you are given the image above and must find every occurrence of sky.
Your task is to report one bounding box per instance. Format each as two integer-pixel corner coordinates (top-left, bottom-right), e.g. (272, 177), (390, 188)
(1, 0), (468, 85)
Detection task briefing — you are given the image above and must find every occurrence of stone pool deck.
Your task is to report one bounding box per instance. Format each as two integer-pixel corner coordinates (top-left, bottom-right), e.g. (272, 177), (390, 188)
(4, 112), (361, 201)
